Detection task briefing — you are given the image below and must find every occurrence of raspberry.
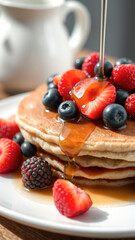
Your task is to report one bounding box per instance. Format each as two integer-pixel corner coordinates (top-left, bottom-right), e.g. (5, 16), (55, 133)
(125, 94), (135, 119)
(82, 52), (100, 77)
(21, 156), (52, 189)
(112, 64), (135, 91)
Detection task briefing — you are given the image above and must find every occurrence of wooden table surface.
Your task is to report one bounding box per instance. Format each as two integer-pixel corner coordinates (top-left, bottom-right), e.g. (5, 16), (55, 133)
(0, 50), (134, 240)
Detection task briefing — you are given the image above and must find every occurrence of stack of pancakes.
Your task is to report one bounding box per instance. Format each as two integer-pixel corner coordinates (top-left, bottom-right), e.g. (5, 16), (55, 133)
(16, 84), (135, 186)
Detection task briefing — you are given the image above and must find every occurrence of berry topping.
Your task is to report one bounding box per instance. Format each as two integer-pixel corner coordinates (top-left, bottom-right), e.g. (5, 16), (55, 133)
(42, 88), (62, 110)
(0, 117), (20, 139)
(48, 82), (58, 90)
(13, 132), (24, 145)
(82, 52), (100, 77)
(58, 69), (87, 100)
(47, 74), (58, 86)
(74, 57), (85, 70)
(114, 58), (134, 67)
(58, 100), (78, 120)
(53, 179), (92, 218)
(115, 89), (129, 106)
(71, 78), (116, 119)
(94, 61), (113, 78)
(21, 156), (52, 189)
(103, 103), (127, 129)
(52, 73), (63, 86)
(0, 138), (22, 173)
(112, 64), (135, 92)
(125, 94), (135, 119)
(21, 142), (37, 157)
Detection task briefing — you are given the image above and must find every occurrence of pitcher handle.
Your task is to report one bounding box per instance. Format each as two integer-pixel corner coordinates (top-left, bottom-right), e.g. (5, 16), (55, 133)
(62, 1), (91, 55)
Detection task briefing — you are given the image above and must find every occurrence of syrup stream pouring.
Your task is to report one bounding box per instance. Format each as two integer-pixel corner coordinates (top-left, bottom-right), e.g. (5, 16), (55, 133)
(98, 0), (108, 78)
(60, 0), (108, 179)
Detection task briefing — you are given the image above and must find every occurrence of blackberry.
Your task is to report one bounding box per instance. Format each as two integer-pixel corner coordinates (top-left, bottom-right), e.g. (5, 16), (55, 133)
(21, 156), (52, 189)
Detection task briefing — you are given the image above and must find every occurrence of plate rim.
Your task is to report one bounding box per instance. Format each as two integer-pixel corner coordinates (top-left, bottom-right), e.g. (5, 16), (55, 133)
(1, 205), (135, 238)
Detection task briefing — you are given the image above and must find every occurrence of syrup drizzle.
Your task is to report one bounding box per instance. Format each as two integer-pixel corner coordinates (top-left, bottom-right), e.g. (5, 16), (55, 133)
(59, 0), (108, 178)
(59, 116), (96, 177)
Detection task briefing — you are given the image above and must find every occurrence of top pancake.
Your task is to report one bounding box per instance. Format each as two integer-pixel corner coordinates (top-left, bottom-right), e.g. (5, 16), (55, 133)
(16, 84), (135, 156)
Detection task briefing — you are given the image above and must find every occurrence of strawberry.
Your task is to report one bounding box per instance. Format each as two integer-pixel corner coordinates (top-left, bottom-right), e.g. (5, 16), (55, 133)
(53, 73), (63, 86)
(0, 138), (23, 173)
(112, 64), (135, 91)
(53, 179), (92, 218)
(0, 116), (20, 139)
(58, 69), (87, 100)
(125, 94), (135, 119)
(71, 78), (116, 119)
(82, 52), (100, 77)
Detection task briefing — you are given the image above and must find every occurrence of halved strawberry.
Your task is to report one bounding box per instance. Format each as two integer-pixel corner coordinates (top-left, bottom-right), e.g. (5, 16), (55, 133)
(53, 73), (63, 86)
(0, 116), (20, 139)
(58, 69), (88, 100)
(53, 179), (92, 218)
(71, 78), (116, 119)
(0, 138), (23, 173)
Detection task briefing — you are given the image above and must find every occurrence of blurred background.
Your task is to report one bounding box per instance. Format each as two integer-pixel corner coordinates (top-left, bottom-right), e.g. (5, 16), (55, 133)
(66, 0), (135, 60)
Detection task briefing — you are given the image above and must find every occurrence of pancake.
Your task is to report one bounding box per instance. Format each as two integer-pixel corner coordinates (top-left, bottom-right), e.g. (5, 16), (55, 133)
(37, 151), (135, 180)
(16, 84), (135, 185)
(16, 84), (135, 155)
(37, 152), (135, 186)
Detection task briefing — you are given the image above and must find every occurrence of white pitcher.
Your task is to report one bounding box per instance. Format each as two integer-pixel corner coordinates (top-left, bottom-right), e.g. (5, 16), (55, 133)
(0, 0), (91, 93)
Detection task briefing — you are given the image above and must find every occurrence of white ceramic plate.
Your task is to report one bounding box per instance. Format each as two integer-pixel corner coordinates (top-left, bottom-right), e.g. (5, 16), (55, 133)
(1, 94), (135, 239)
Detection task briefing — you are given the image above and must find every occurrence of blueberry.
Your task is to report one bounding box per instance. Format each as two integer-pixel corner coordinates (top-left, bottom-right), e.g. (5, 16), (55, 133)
(74, 57), (85, 69)
(94, 61), (113, 77)
(12, 132), (24, 145)
(47, 74), (58, 86)
(58, 100), (78, 120)
(103, 104), (127, 129)
(114, 58), (134, 67)
(21, 142), (37, 157)
(42, 88), (62, 110)
(115, 89), (129, 106)
(48, 82), (58, 89)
